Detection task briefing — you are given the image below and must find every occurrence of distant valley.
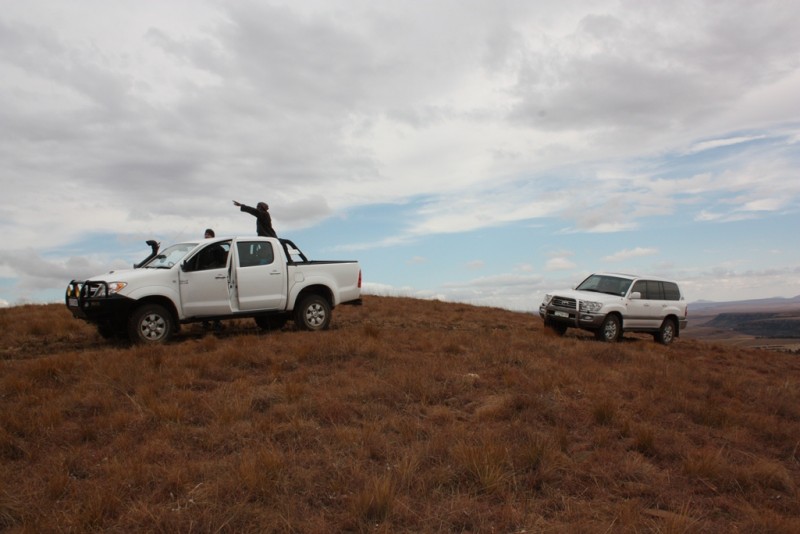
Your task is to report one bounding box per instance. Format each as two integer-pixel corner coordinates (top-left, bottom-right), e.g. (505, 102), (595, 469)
(684, 295), (800, 352)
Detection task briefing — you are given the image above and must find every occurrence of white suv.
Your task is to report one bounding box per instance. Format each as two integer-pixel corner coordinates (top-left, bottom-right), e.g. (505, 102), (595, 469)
(539, 273), (688, 344)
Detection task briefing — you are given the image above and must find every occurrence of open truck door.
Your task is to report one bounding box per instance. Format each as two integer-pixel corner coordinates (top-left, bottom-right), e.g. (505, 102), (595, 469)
(230, 238), (287, 311)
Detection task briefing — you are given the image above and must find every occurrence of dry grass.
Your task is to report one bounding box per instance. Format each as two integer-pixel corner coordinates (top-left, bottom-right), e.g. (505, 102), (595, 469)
(1, 296), (799, 532)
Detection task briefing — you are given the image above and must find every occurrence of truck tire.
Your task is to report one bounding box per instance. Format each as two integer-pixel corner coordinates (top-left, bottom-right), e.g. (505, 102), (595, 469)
(595, 314), (621, 342)
(254, 314), (288, 331)
(655, 318), (676, 345)
(128, 303), (173, 344)
(294, 295), (331, 331)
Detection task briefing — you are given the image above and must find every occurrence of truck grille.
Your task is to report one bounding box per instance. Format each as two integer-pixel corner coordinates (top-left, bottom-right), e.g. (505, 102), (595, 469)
(552, 296), (576, 309)
(67, 281), (110, 299)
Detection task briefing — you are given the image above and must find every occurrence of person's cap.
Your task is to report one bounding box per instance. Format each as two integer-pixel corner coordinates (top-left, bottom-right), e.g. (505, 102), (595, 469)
(204, 228), (215, 237)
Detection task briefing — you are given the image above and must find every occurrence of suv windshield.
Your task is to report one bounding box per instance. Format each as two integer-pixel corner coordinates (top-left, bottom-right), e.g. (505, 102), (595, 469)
(143, 243), (198, 269)
(576, 274), (633, 297)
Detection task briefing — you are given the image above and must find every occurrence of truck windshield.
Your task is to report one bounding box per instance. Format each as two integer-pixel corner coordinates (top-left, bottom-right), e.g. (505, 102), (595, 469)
(143, 243), (198, 269)
(576, 274), (633, 297)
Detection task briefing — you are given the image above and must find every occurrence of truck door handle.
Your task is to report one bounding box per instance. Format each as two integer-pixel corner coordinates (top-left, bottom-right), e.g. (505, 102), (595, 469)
(215, 274), (226, 279)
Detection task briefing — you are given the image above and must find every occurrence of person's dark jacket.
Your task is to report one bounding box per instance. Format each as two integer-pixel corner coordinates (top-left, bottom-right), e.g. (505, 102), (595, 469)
(239, 204), (277, 238)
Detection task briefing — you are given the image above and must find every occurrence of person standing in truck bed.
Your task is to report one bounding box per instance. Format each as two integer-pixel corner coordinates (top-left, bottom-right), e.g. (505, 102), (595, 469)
(232, 200), (277, 238)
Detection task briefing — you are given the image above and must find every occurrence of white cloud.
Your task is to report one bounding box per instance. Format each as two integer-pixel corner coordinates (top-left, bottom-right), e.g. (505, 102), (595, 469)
(603, 247), (658, 262)
(685, 135), (767, 155)
(545, 257), (576, 271)
(2, 1), (800, 307)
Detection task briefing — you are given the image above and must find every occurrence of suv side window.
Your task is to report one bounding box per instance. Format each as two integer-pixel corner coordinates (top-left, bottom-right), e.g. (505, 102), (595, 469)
(663, 282), (681, 301)
(632, 280), (674, 300)
(631, 280), (647, 298)
(646, 281), (665, 300)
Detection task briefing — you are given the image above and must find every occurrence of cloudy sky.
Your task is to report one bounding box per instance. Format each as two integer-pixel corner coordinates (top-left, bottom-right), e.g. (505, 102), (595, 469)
(2, 0), (800, 310)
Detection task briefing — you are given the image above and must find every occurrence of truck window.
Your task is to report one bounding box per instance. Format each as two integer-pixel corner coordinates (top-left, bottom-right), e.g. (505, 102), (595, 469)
(237, 241), (274, 268)
(143, 242), (197, 269)
(184, 241), (231, 272)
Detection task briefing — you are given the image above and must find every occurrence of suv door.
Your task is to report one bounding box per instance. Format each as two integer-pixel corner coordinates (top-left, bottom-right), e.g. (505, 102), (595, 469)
(179, 241), (232, 318)
(627, 280), (669, 329)
(232, 239), (287, 311)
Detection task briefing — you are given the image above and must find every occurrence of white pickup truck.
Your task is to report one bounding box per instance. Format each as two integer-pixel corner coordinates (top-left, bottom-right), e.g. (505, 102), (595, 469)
(66, 237), (362, 343)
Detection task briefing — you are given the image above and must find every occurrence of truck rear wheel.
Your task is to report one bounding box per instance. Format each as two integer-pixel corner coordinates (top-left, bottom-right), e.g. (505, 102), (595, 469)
(294, 295), (331, 331)
(128, 303), (173, 344)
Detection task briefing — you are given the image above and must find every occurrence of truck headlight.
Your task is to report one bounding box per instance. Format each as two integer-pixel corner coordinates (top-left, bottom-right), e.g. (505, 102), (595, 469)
(108, 282), (127, 294)
(541, 294), (553, 306)
(579, 300), (602, 313)
(97, 282), (128, 297)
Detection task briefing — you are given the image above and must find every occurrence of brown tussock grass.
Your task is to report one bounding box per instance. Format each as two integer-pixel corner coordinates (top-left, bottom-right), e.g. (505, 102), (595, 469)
(1, 296), (799, 531)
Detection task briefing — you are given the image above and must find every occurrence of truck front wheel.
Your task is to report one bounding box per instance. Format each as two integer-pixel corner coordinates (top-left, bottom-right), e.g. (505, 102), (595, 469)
(294, 295), (331, 331)
(128, 303), (173, 344)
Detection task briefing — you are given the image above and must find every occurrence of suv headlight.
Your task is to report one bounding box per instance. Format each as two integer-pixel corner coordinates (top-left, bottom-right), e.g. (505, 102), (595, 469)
(579, 300), (603, 313)
(541, 294), (553, 306)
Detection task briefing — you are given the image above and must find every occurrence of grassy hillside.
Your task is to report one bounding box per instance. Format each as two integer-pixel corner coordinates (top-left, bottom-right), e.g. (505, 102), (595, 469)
(1, 297), (799, 533)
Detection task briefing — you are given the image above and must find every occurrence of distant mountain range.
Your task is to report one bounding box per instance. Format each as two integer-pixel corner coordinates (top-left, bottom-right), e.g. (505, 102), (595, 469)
(689, 295), (800, 314)
(686, 296), (800, 345)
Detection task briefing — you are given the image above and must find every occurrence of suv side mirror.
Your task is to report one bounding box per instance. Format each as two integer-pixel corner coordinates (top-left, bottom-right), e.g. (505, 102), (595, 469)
(630, 291), (642, 300)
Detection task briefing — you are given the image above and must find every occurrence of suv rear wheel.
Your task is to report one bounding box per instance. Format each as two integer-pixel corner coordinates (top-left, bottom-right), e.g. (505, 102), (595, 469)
(655, 318), (676, 345)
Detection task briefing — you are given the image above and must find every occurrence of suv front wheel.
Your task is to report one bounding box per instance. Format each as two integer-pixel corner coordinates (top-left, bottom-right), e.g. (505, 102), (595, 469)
(595, 314), (621, 342)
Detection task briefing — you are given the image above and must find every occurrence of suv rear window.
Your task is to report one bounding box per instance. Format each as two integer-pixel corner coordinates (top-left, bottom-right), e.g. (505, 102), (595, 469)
(663, 282), (681, 301)
(631, 280), (681, 301)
